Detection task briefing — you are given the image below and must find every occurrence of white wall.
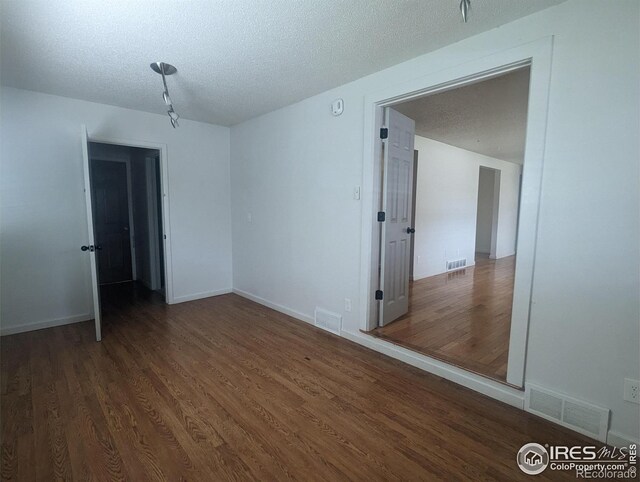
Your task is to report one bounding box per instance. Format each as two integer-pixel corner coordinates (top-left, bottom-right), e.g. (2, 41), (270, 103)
(411, 136), (521, 280)
(494, 164), (520, 260)
(231, 0), (639, 443)
(0, 87), (233, 333)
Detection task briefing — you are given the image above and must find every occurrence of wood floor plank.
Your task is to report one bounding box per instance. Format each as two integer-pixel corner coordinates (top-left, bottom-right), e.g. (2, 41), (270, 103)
(371, 254), (515, 381)
(1, 282), (595, 480)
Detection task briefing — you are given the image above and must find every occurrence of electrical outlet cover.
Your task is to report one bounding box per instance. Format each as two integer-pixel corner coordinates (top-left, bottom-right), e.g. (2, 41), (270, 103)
(623, 378), (639, 404)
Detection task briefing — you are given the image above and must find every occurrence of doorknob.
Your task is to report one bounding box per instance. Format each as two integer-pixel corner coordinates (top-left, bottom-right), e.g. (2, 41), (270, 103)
(406, 227), (416, 234)
(81, 245), (90, 251)
(81, 245), (97, 252)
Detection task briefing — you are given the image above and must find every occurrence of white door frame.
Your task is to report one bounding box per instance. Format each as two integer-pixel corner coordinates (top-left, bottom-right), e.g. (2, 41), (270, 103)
(358, 37), (554, 387)
(89, 154), (137, 282)
(86, 134), (174, 304)
(81, 127), (102, 341)
(145, 155), (162, 291)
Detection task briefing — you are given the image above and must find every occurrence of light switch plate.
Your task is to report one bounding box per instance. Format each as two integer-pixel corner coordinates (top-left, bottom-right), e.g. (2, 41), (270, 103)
(331, 98), (344, 116)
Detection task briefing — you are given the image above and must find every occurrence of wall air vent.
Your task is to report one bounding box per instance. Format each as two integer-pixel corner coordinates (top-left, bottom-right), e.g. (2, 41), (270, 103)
(525, 384), (609, 442)
(446, 258), (467, 272)
(314, 308), (342, 335)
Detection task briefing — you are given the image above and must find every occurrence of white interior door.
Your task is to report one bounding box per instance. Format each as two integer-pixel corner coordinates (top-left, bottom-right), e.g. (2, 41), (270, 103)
(80, 126), (102, 341)
(379, 108), (415, 326)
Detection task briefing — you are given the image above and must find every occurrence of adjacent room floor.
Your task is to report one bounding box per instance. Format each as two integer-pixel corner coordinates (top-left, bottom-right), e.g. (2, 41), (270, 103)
(371, 254), (515, 382)
(1, 286), (590, 480)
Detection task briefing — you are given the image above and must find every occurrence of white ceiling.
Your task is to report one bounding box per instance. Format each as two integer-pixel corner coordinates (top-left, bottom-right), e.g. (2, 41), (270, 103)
(1, 1), (563, 126)
(394, 67), (530, 163)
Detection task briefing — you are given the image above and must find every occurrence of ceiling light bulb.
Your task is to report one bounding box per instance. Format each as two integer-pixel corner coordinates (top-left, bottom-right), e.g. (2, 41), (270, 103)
(460, 0), (470, 23)
(151, 61), (180, 128)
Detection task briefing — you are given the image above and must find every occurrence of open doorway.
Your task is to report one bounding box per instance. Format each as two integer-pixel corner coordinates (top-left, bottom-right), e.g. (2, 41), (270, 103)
(368, 67), (529, 384)
(88, 142), (166, 314)
(475, 166), (500, 260)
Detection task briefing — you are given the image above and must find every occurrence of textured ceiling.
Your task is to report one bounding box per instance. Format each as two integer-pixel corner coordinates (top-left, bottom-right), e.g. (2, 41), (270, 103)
(394, 67), (530, 164)
(1, 1), (563, 126)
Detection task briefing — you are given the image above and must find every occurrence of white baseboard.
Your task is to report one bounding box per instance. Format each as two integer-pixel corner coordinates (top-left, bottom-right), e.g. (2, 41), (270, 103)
(411, 272), (432, 281)
(607, 430), (640, 447)
(171, 288), (232, 304)
(0, 313), (92, 336)
(232, 288), (314, 325)
(341, 330), (524, 408)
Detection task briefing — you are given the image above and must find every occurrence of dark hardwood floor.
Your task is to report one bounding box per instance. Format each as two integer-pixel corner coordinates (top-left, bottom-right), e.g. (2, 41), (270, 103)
(1, 283), (592, 480)
(371, 254), (515, 382)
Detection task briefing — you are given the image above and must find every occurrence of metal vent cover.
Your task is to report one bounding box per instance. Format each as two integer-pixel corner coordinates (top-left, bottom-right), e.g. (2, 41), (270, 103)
(525, 384), (609, 442)
(446, 258), (467, 271)
(314, 308), (342, 335)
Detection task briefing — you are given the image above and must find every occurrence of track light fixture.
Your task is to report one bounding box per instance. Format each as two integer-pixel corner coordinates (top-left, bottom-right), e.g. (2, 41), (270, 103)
(151, 62), (180, 128)
(460, 0), (471, 23)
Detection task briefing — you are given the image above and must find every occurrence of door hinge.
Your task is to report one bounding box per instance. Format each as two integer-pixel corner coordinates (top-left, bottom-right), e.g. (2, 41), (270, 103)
(377, 211), (385, 222)
(375, 290), (383, 300)
(380, 127), (388, 139)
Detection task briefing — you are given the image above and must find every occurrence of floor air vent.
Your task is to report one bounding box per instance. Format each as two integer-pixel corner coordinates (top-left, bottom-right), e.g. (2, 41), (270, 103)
(314, 308), (341, 335)
(446, 258), (467, 271)
(525, 384), (609, 442)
